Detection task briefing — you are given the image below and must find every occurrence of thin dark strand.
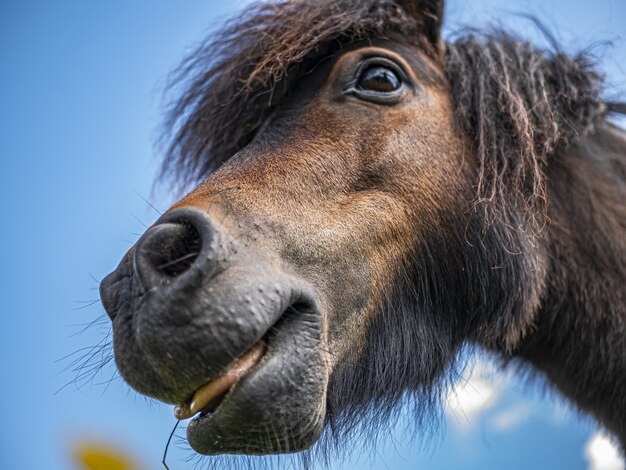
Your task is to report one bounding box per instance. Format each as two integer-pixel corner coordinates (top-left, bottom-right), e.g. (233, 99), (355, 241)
(73, 354), (114, 388)
(66, 314), (108, 333)
(163, 420), (180, 470)
(57, 328), (115, 394)
(157, 252), (200, 271)
(506, 12), (562, 51)
(55, 345), (105, 364)
(70, 299), (101, 311)
(67, 311), (109, 337)
(131, 214), (149, 229)
(60, 334), (111, 372)
(94, 370), (119, 390)
(135, 189), (164, 215)
(55, 352), (112, 395)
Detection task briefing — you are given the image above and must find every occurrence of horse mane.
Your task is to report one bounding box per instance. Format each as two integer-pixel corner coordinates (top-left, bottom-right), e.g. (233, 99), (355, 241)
(445, 31), (608, 229)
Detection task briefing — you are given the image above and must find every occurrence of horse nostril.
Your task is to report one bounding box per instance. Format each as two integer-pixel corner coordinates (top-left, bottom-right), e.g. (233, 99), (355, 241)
(134, 220), (203, 289)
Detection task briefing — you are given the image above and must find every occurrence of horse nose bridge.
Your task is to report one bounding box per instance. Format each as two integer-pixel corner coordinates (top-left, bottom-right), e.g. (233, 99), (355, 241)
(133, 207), (228, 292)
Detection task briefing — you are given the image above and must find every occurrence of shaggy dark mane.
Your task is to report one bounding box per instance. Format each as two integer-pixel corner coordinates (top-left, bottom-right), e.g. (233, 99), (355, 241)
(445, 31), (607, 229)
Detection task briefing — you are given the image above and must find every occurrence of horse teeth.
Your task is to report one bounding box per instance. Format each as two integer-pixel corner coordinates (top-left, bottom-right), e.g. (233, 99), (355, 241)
(174, 342), (266, 420)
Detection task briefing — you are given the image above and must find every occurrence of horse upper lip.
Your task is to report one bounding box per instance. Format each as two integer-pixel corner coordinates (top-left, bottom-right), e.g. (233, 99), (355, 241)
(174, 341), (267, 419)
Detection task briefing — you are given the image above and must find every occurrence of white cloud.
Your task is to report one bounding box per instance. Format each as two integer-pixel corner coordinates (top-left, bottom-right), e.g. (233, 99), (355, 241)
(445, 360), (502, 429)
(488, 403), (530, 432)
(584, 433), (625, 470)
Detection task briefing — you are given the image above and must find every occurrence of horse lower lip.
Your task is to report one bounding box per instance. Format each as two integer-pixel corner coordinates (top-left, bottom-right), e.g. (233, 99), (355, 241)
(174, 341), (266, 420)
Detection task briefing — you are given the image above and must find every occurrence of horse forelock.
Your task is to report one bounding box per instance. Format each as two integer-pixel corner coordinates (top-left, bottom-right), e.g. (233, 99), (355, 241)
(159, 0), (438, 191)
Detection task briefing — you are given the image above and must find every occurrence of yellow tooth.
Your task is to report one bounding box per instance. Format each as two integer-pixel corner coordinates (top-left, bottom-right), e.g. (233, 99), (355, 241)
(174, 342), (266, 420)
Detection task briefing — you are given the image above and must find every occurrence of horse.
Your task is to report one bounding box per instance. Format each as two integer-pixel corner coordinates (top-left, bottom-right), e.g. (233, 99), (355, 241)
(99, 0), (626, 464)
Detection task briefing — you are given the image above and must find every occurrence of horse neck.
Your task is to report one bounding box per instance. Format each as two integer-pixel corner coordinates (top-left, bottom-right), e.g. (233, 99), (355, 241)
(516, 122), (626, 448)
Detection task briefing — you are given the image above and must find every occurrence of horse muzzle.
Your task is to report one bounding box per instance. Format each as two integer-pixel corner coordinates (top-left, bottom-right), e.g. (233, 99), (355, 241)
(99, 206), (327, 454)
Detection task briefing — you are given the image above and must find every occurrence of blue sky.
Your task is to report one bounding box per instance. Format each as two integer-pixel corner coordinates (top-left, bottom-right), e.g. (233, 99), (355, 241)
(0, 1), (624, 469)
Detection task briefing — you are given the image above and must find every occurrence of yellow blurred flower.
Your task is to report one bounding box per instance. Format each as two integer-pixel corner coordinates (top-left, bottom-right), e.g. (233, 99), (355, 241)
(73, 442), (142, 470)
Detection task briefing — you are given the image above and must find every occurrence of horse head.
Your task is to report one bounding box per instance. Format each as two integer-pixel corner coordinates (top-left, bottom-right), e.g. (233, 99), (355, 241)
(99, 0), (626, 458)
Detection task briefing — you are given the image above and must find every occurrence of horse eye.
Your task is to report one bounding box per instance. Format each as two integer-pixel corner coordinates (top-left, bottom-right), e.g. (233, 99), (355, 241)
(357, 66), (402, 93)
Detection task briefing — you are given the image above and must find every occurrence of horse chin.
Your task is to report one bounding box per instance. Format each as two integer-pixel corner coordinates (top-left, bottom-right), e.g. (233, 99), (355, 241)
(187, 307), (328, 455)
